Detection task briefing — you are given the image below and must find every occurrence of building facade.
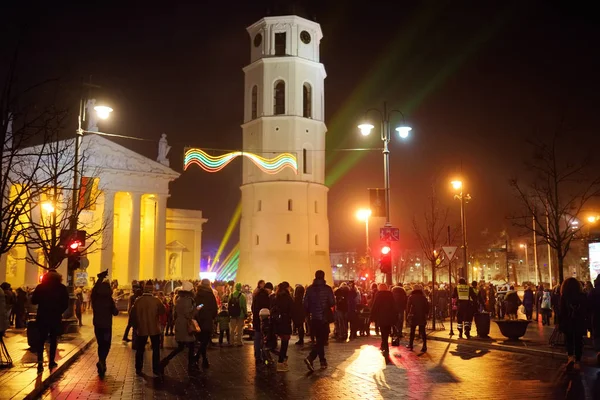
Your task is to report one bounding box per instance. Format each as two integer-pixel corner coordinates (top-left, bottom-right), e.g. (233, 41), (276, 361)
(237, 14), (332, 286)
(0, 134), (206, 288)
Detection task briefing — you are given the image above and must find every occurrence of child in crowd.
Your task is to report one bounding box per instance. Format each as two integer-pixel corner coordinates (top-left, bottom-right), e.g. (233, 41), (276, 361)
(217, 305), (231, 346)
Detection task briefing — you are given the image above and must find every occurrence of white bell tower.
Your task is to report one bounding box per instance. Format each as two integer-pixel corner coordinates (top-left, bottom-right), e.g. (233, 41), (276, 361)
(237, 14), (332, 286)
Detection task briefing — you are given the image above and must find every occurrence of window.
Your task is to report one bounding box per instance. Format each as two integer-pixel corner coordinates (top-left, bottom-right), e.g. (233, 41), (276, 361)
(257, 200), (261, 212)
(303, 148), (312, 174)
(303, 83), (312, 118)
(286, 234), (291, 244)
(315, 235), (319, 245)
(251, 86), (258, 119)
(274, 81), (285, 115)
(314, 200), (318, 213)
(288, 199), (293, 211)
(256, 235), (260, 245)
(275, 32), (286, 55)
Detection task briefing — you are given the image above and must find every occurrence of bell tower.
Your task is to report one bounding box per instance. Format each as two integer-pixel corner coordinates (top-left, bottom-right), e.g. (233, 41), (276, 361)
(236, 13), (332, 286)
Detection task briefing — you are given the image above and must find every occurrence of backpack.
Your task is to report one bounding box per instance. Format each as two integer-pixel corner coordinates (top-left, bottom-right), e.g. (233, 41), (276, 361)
(541, 292), (551, 309)
(228, 292), (242, 317)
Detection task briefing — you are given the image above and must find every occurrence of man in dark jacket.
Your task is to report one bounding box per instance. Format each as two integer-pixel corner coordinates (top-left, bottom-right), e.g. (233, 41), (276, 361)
(194, 279), (218, 368)
(347, 282), (359, 340)
(122, 285), (142, 344)
(91, 270), (119, 377)
(251, 280), (271, 364)
(391, 284), (408, 338)
(303, 270), (335, 372)
(132, 280), (165, 376)
(334, 283), (349, 341)
(31, 270), (69, 373)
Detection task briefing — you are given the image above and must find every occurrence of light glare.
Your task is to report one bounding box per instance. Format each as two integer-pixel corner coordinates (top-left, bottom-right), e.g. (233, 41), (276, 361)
(451, 180), (463, 190)
(356, 208), (372, 221)
(94, 105), (113, 120)
(358, 123), (374, 136)
(395, 126), (412, 139)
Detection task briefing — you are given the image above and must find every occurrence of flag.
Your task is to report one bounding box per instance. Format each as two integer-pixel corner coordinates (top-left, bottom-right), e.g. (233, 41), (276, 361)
(369, 188), (386, 218)
(79, 177), (99, 211)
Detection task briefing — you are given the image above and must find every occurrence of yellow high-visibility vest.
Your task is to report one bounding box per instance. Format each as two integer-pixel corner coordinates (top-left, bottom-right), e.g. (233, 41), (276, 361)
(457, 284), (470, 301)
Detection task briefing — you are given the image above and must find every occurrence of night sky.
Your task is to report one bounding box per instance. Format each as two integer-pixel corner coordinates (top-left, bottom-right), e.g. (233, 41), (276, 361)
(2, 1), (599, 258)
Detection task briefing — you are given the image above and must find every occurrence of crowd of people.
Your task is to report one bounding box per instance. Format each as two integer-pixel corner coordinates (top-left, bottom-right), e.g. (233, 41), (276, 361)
(2, 271), (600, 377)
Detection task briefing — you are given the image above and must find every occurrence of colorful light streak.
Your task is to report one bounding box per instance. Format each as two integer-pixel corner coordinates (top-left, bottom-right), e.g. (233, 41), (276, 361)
(184, 148), (297, 174)
(210, 201), (242, 271)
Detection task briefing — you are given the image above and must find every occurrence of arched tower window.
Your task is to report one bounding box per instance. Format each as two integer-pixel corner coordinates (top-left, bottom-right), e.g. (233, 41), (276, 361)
(251, 86), (258, 119)
(303, 83), (312, 118)
(288, 199), (293, 211)
(256, 235), (260, 245)
(257, 200), (262, 212)
(315, 234), (319, 245)
(274, 81), (285, 115)
(286, 234), (291, 244)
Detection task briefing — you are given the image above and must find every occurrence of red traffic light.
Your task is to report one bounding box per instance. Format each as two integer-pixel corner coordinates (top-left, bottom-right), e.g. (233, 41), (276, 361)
(381, 245), (391, 255)
(68, 240), (82, 251)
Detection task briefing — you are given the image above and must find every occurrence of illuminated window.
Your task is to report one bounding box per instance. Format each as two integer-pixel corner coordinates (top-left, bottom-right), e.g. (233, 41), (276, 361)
(257, 200), (261, 212)
(303, 83), (312, 118)
(288, 199), (293, 211)
(251, 85), (258, 119)
(274, 81), (285, 115)
(315, 235), (319, 245)
(275, 32), (286, 56)
(256, 235), (260, 245)
(303, 148), (312, 174)
(286, 234), (291, 244)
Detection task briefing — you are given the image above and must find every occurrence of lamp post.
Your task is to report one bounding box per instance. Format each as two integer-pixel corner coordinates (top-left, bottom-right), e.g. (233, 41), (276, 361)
(451, 180), (471, 281)
(358, 101), (411, 285)
(65, 94), (113, 322)
(520, 243), (529, 282)
(356, 208), (372, 277)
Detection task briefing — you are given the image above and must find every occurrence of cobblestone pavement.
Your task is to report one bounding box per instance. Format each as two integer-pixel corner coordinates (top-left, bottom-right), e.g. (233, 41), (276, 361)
(38, 324), (600, 400)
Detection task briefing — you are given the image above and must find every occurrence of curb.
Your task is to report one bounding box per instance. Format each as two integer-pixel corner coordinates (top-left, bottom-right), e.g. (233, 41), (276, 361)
(21, 336), (97, 400)
(425, 333), (564, 359)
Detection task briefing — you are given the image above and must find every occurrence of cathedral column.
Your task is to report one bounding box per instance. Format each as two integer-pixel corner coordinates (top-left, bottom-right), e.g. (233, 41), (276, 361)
(194, 229), (202, 278)
(128, 192), (142, 283)
(154, 194), (167, 279)
(100, 190), (115, 276)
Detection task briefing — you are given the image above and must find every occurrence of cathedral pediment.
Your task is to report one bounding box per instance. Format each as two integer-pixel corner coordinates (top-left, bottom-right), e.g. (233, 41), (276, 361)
(81, 134), (180, 178)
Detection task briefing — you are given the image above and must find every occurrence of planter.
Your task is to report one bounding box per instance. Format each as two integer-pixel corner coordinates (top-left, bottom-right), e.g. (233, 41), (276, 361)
(474, 312), (491, 338)
(494, 319), (531, 340)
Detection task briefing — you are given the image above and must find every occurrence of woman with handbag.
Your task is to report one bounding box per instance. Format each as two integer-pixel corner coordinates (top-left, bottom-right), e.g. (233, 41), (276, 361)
(272, 282), (294, 372)
(406, 284), (429, 353)
(160, 281), (197, 374)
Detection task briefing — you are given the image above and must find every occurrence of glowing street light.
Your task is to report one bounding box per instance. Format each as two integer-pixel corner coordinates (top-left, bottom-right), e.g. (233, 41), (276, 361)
(451, 179), (471, 280)
(451, 180), (463, 191)
(356, 208), (372, 221)
(356, 208), (372, 274)
(41, 202), (55, 213)
(358, 102), (412, 286)
(93, 105), (113, 120)
(588, 215), (599, 224)
(519, 243), (530, 282)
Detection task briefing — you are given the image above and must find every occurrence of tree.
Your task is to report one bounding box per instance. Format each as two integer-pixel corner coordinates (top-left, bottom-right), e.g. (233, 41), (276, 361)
(510, 132), (600, 283)
(0, 53), (63, 264)
(21, 135), (105, 271)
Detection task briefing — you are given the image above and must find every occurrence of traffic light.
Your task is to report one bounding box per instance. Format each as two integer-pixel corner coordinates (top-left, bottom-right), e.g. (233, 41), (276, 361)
(66, 230), (86, 271)
(380, 244), (392, 274)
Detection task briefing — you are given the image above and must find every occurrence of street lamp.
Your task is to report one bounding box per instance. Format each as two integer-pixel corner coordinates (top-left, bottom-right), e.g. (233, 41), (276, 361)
(41, 202), (55, 214)
(356, 208), (372, 275)
(358, 101), (411, 285)
(519, 243), (529, 282)
(451, 179), (471, 281)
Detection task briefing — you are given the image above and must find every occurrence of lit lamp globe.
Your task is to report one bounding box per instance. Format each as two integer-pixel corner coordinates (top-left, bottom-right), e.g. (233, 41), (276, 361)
(358, 123), (374, 136)
(395, 125), (412, 139)
(356, 208), (372, 221)
(451, 180), (463, 191)
(94, 105), (113, 120)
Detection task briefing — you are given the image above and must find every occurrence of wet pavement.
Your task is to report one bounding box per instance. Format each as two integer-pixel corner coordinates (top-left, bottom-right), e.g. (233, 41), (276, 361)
(37, 324), (600, 400)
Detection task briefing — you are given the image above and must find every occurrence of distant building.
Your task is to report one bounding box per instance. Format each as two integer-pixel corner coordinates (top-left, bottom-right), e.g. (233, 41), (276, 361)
(330, 251), (359, 282)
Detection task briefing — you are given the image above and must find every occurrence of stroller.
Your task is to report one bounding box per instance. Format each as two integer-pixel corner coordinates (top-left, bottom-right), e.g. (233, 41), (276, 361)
(258, 308), (274, 366)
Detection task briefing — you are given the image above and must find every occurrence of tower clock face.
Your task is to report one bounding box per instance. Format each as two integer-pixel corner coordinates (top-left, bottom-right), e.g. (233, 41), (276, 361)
(254, 33), (262, 47)
(300, 31), (311, 44)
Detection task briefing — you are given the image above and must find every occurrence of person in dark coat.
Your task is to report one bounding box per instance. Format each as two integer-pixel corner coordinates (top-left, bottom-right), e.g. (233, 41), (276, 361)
(160, 281), (197, 373)
(588, 275), (600, 366)
(487, 284), (496, 318)
(370, 283), (398, 360)
(560, 277), (587, 371)
(251, 280), (271, 364)
(391, 284), (408, 338)
(522, 285), (535, 321)
(303, 270), (335, 371)
(272, 282), (294, 372)
(347, 281), (359, 339)
(535, 284), (544, 322)
(504, 286), (521, 320)
(14, 287), (27, 329)
(91, 270), (119, 377)
(193, 279), (218, 369)
(292, 285), (306, 345)
(406, 284), (429, 353)
(31, 270), (69, 373)
(1, 283), (15, 326)
(334, 283), (349, 341)
(122, 287), (142, 344)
